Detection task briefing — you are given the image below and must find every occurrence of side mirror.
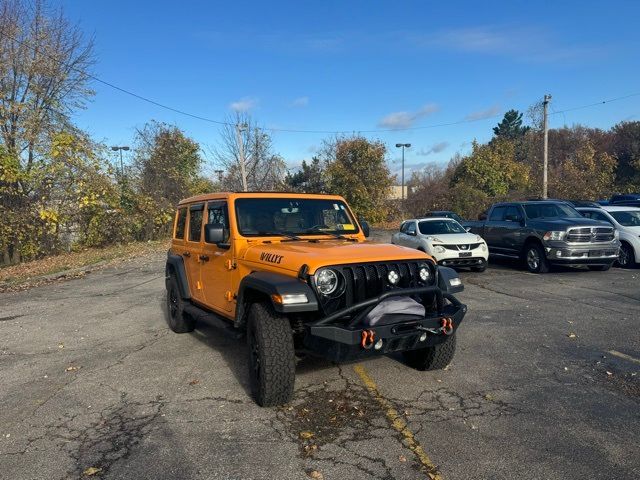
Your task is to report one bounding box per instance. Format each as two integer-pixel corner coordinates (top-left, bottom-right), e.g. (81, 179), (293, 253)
(204, 223), (225, 244)
(360, 220), (370, 238)
(478, 213), (487, 221)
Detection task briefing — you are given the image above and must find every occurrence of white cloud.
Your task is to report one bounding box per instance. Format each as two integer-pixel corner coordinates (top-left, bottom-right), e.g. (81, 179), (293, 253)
(416, 142), (449, 156)
(378, 103), (439, 129)
(464, 105), (502, 121)
(290, 96), (310, 108)
(229, 97), (258, 112)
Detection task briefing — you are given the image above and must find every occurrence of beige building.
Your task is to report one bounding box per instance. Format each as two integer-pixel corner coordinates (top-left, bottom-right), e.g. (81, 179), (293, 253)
(388, 185), (408, 200)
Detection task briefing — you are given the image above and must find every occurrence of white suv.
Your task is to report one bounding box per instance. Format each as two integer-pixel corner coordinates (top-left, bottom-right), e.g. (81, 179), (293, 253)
(577, 206), (640, 268)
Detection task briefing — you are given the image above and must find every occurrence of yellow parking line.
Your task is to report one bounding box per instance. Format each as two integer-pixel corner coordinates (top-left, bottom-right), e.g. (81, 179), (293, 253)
(608, 350), (640, 365)
(353, 364), (443, 479)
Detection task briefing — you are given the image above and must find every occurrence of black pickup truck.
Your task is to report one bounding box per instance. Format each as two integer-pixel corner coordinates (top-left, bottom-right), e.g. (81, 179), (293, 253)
(463, 201), (620, 273)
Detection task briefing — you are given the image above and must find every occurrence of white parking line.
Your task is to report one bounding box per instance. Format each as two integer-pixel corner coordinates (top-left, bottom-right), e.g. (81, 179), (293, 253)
(608, 350), (640, 365)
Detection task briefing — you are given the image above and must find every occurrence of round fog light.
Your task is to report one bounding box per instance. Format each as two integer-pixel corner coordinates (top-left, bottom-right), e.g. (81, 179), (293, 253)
(374, 339), (384, 350)
(419, 332), (427, 342)
(387, 270), (400, 285)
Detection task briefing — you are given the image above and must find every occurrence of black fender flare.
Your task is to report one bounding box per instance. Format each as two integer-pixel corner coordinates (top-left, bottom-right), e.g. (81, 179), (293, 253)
(437, 266), (464, 294)
(166, 253), (191, 299)
(235, 271), (318, 327)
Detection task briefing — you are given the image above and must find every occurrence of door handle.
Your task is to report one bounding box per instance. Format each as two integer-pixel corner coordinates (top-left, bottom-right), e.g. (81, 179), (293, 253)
(199, 254), (209, 262)
(182, 251), (191, 257)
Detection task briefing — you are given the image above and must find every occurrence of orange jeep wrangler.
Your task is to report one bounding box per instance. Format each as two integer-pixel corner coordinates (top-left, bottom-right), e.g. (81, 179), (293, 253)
(165, 192), (467, 406)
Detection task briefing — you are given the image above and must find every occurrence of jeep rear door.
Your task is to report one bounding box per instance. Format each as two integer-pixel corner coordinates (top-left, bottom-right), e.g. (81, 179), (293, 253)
(185, 203), (206, 303)
(200, 200), (234, 314)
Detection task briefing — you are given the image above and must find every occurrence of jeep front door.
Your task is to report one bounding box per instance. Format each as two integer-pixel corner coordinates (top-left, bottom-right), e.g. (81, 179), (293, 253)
(185, 203), (205, 303)
(200, 201), (234, 314)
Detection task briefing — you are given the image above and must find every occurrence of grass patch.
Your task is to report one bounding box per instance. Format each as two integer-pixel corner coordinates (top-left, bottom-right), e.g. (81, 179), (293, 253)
(0, 240), (169, 291)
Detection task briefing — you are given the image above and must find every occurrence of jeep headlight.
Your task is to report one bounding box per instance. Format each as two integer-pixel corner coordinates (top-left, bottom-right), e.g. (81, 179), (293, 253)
(418, 264), (431, 282)
(433, 245), (446, 254)
(543, 231), (565, 241)
(314, 268), (339, 295)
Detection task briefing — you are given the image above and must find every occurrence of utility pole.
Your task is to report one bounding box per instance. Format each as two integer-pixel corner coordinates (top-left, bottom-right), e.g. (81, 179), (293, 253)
(542, 94), (551, 199)
(395, 143), (411, 202)
(235, 123), (248, 191)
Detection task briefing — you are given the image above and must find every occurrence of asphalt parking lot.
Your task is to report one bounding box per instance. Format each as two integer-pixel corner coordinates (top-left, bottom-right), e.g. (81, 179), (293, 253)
(1, 234), (639, 480)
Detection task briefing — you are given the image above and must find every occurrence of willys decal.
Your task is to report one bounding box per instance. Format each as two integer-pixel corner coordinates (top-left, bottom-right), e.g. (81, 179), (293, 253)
(260, 252), (284, 264)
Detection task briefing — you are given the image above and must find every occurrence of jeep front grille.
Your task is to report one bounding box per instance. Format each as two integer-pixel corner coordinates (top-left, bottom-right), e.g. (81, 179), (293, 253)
(442, 243), (481, 251)
(315, 260), (435, 315)
(566, 227), (615, 243)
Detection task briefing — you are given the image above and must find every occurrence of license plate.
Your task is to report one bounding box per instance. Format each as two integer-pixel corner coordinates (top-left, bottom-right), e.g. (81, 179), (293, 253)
(588, 250), (604, 257)
(459, 252), (472, 257)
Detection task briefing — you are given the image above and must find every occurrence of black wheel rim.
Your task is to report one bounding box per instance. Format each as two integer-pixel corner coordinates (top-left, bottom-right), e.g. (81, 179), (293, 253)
(250, 330), (261, 382)
(168, 287), (179, 319)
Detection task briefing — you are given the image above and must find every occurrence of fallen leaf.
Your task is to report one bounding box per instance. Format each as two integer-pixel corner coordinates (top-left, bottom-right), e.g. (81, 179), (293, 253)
(567, 333), (577, 339)
(399, 454), (407, 462)
(484, 394), (494, 401)
(58, 343), (64, 349)
(188, 379), (199, 386)
(606, 371), (613, 376)
(65, 366), (79, 372)
(307, 470), (324, 480)
(299, 431), (314, 439)
(82, 466), (102, 476)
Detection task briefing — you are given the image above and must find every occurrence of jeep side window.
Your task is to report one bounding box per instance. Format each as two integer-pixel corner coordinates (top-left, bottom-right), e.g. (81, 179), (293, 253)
(489, 206), (506, 221)
(174, 208), (187, 239)
(207, 201), (230, 242)
(188, 204), (204, 242)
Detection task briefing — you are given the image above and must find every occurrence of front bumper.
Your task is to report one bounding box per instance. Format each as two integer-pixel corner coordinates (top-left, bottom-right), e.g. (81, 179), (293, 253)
(303, 286), (467, 362)
(544, 243), (619, 265)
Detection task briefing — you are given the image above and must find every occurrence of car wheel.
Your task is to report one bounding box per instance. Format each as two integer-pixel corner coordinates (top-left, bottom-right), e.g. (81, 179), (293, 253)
(247, 302), (295, 407)
(588, 264), (612, 272)
(524, 243), (549, 274)
(166, 275), (195, 333)
(403, 334), (456, 371)
(617, 243), (636, 268)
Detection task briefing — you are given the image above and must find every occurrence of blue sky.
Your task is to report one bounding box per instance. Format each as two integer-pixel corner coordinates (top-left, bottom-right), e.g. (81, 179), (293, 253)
(58, 0), (640, 179)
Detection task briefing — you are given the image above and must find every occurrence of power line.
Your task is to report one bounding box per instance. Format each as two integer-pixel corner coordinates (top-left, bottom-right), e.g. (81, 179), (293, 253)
(1, 28), (639, 135)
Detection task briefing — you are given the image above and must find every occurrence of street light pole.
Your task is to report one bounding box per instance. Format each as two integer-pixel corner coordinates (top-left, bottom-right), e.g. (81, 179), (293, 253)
(111, 146), (130, 178)
(395, 143), (411, 201)
(542, 94), (551, 199)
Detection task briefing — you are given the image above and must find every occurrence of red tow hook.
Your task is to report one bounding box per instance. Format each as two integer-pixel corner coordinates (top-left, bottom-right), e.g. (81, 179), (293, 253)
(440, 317), (454, 336)
(361, 329), (375, 349)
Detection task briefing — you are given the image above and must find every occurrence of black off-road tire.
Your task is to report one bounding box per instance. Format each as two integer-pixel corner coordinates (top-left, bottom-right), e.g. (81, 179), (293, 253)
(166, 275), (195, 333)
(588, 263), (612, 272)
(523, 243), (550, 274)
(403, 334), (457, 371)
(247, 303), (295, 407)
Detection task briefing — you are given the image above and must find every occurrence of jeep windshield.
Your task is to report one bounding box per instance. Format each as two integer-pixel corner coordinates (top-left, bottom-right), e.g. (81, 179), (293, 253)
(523, 203), (582, 219)
(235, 198), (360, 237)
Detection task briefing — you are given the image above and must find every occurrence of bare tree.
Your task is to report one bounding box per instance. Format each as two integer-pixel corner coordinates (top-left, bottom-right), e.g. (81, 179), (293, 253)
(210, 113), (286, 191)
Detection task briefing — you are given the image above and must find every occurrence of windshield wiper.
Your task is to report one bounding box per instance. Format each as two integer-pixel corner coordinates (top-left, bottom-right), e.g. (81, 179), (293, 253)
(304, 226), (354, 240)
(257, 231), (302, 241)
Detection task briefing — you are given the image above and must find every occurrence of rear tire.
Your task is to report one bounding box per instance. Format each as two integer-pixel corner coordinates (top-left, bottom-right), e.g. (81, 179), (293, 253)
(523, 243), (549, 274)
(403, 334), (457, 371)
(166, 276), (195, 333)
(247, 303), (295, 407)
(588, 264), (612, 271)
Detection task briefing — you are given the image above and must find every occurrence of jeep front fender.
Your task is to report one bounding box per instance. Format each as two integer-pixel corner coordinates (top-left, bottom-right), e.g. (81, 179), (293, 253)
(235, 271), (318, 327)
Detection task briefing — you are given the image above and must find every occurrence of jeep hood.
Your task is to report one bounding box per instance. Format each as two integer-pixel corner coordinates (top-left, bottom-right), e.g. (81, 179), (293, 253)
(241, 240), (430, 273)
